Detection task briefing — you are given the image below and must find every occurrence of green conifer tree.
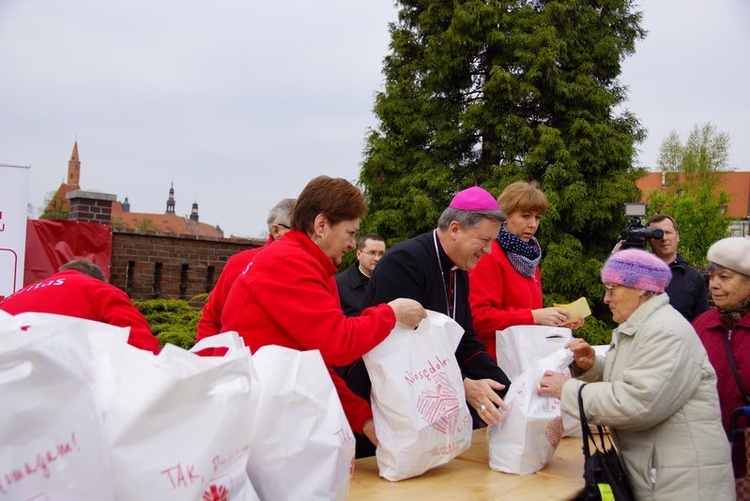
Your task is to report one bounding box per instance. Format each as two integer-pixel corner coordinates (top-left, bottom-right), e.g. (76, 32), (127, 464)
(360, 0), (648, 342)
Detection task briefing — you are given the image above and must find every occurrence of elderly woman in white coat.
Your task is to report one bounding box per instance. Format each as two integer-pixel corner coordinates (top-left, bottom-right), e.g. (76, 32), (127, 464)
(539, 249), (734, 500)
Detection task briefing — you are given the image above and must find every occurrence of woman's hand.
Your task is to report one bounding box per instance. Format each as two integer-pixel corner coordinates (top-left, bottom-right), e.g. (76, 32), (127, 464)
(565, 338), (596, 372)
(532, 307), (571, 326)
(538, 370), (569, 399)
(362, 418), (378, 446)
(463, 378), (507, 426)
(563, 318), (586, 330)
(388, 298), (427, 329)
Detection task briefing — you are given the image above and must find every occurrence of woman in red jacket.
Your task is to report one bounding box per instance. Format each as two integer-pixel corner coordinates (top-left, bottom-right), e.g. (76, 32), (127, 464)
(693, 236), (750, 486)
(220, 175), (426, 446)
(468, 181), (575, 360)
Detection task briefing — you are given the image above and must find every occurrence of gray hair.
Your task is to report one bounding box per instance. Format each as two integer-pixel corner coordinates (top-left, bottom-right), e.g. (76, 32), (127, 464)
(266, 198), (297, 230)
(437, 207), (507, 231)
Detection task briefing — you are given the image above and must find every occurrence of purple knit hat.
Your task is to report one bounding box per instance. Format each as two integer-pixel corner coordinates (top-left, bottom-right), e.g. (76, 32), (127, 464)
(601, 249), (672, 293)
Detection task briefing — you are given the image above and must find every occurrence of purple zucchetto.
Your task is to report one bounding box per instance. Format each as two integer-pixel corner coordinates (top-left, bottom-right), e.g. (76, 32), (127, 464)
(449, 186), (499, 211)
(601, 249), (672, 293)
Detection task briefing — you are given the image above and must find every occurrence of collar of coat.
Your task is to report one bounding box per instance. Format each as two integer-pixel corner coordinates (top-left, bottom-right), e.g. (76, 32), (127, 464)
(613, 293), (671, 338)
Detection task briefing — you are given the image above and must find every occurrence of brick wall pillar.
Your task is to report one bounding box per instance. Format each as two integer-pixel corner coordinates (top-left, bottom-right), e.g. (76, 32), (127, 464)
(67, 190), (116, 225)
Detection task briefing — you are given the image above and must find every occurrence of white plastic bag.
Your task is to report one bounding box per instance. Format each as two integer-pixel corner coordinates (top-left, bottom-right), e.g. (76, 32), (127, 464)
(496, 325), (581, 437)
(0, 322), (115, 500)
(363, 310), (472, 481)
(495, 325), (572, 381)
(0, 311), (130, 349)
(101, 332), (259, 501)
(488, 347), (574, 474)
(247, 345), (355, 501)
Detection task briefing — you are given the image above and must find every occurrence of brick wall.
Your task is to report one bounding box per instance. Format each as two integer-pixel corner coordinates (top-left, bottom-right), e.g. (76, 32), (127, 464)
(111, 229), (262, 300)
(67, 190), (116, 224)
(65, 189), (264, 300)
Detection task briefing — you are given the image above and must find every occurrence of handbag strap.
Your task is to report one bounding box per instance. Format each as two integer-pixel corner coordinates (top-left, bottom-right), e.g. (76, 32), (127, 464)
(578, 383), (609, 455)
(578, 384), (593, 459)
(723, 332), (750, 405)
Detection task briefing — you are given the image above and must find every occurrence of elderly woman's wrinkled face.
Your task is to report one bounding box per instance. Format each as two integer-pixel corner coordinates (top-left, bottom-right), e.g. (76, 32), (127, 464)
(603, 283), (647, 324)
(709, 267), (750, 309)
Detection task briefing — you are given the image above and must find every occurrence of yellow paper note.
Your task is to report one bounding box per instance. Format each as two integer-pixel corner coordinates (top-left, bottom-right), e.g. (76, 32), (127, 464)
(553, 296), (592, 325)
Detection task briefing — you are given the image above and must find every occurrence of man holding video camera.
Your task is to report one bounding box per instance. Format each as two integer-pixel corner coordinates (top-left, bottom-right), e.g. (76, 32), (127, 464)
(615, 207), (709, 322)
(646, 214), (708, 321)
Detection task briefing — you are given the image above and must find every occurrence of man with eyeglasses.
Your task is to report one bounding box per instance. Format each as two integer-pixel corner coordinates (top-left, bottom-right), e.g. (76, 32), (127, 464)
(196, 198), (296, 344)
(335, 233), (386, 317)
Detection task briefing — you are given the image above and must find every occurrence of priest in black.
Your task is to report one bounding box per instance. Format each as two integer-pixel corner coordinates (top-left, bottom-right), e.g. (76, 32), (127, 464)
(342, 186), (512, 457)
(335, 233), (386, 316)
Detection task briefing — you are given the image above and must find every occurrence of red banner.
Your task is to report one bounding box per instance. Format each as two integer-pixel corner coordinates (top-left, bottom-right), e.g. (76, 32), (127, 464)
(24, 219), (113, 285)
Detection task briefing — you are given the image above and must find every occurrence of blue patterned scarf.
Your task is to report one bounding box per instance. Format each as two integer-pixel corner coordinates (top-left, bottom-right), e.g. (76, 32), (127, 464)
(496, 227), (541, 277)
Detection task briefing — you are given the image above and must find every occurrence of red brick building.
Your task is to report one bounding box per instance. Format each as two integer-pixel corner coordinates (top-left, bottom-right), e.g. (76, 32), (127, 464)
(636, 170), (750, 236)
(35, 142), (264, 300)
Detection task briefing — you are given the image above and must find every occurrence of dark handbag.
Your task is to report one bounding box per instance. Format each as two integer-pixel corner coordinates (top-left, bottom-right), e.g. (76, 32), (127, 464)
(577, 384), (635, 501)
(730, 407), (750, 500)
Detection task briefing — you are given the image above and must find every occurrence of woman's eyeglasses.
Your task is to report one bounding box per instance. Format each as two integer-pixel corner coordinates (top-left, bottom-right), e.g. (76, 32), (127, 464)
(275, 223), (290, 230)
(603, 284), (619, 296)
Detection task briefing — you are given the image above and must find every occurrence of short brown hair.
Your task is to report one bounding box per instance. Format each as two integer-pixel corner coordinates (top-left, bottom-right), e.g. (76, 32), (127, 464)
(291, 176), (367, 234)
(496, 181), (548, 215)
(60, 259), (106, 282)
(647, 214), (678, 232)
(357, 233), (384, 251)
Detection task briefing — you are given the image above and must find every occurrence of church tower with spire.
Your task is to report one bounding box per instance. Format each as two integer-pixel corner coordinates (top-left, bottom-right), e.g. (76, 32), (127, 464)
(166, 183), (175, 214)
(190, 199), (199, 222)
(67, 141), (81, 188)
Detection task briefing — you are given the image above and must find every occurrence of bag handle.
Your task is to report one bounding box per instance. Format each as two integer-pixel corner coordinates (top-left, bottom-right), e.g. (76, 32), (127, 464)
(578, 383), (609, 457)
(578, 384), (593, 459)
(723, 333), (750, 405)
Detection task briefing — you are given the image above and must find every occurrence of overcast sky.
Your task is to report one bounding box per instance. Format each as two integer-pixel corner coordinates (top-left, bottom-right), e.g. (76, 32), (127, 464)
(1, 0), (748, 238)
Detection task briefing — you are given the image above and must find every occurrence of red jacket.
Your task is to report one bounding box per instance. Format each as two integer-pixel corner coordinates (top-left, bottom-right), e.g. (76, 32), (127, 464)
(468, 240), (542, 360)
(0, 269), (159, 354)
(196, 235), (273, 341)
(221, 230), (397, 433)
(694, 308), (750, 477)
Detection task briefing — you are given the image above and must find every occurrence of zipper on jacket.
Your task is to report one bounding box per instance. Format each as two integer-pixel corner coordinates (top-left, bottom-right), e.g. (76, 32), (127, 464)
(729, 329), (733, 341)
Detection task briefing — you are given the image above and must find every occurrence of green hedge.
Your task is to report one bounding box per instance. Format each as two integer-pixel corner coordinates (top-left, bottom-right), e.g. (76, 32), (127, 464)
(133, 295), (613, 352)
(134, 298), (202, 350)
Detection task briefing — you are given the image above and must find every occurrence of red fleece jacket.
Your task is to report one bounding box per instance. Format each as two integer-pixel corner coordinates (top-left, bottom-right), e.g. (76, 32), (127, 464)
(196, 235), (274, 341)
(0, 269), (159, 354)
(221, 230), (396, 433)
(468, 240), (542, 360)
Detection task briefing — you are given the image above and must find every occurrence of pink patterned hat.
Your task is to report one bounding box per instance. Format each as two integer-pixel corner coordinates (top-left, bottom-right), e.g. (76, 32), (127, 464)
(601, 249), (672, 293)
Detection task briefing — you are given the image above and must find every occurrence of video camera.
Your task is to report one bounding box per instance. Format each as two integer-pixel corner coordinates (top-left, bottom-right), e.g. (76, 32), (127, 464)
(619, 203), (663, 250)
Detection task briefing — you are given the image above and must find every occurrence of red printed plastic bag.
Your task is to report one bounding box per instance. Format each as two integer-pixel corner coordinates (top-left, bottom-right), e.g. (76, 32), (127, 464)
(247, 345), (355, 501)
(363, 310), (472, 481)
(0, 323), (115, 500)
(100, 334), (259, 501)
(488, 347), (574, 474)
